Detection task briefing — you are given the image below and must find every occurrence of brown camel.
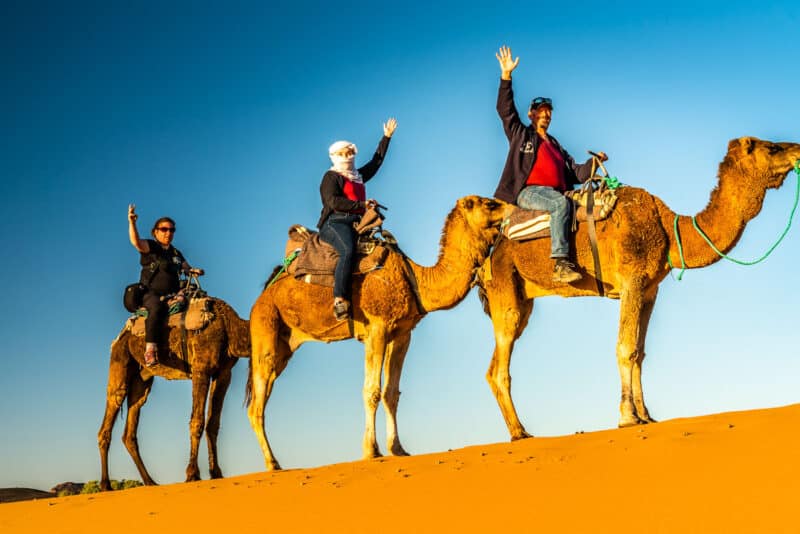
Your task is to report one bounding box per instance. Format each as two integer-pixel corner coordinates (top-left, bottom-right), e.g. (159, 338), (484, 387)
(479, 137), (800, 438)
(98, 298), (250, 489)
(247, 195), (505, 470)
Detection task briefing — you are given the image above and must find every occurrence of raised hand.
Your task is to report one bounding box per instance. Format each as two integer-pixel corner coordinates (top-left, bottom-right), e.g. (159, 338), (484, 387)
(383, 117), (397, 137)
(496, 45), (519, 80)
(128, 203), (138, 223)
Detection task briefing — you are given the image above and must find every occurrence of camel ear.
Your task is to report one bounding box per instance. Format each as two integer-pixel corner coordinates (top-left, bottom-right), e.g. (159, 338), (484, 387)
(462, 197), (474, 210)
(739, 137), (755, 154)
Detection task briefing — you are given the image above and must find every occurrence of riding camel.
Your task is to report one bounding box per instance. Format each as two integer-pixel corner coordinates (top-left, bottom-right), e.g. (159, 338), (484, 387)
(248, 195), (505, 470)
(479, 137), (800, 439)
(98, 298), (250, 489)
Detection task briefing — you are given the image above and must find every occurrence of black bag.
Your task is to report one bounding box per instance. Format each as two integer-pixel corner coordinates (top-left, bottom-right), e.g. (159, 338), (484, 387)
(123, 283), (147, 313)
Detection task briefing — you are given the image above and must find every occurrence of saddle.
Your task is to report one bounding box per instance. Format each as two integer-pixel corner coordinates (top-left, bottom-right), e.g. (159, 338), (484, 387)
(127, 296), (216, 337)
(502, 180), (620, 241)
(281, 208), (395, 288)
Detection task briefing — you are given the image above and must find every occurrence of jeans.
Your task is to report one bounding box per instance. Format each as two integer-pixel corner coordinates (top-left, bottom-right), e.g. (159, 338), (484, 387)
(517, 185), (571, 258)
(319, 212), (360, 299)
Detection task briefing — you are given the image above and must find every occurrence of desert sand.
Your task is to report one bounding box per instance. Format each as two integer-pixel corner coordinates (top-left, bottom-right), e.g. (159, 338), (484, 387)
(2, 404), (798, 533)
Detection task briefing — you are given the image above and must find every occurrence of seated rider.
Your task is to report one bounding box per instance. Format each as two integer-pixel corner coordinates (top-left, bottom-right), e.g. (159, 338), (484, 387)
(317, 117), (397, 320)
(493, 45), (607, 283)
(128, 204), (203, 367)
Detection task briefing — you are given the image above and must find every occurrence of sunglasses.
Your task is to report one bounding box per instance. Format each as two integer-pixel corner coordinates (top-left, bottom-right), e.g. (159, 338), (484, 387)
(529, 97), (553, 111)
(156, 227), (176, 233)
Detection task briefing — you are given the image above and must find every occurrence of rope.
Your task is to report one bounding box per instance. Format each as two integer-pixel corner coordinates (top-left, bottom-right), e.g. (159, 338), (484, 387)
(668, 159), (800, 280)
(266, 250), (299, 289)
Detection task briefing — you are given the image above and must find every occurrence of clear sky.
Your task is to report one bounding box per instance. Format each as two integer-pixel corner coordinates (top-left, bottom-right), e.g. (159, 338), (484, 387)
(2, 1), (799, 489)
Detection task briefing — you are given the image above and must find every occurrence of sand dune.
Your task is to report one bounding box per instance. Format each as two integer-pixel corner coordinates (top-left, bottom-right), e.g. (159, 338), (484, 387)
(2, 404), (799, 533)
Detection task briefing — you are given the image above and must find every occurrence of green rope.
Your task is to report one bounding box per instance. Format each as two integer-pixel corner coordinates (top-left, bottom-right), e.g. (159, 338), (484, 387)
(266, 250), (299, 289)
(668, 159), (800, 279)
(604, 175), (622, 189)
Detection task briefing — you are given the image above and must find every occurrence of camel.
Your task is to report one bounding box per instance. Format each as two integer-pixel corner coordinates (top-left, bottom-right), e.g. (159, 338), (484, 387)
(479, 137), (800, 438)
(247, 195), (505, 470)
(98, 298), (250, 489)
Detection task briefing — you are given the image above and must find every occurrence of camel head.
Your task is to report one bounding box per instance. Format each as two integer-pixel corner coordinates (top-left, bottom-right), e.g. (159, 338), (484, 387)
(455, 195), (507, 239)
(726, 137), (800, 190)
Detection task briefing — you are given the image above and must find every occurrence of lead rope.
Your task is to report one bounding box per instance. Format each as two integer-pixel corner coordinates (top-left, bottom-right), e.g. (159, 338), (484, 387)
(669, 160), (800, 280)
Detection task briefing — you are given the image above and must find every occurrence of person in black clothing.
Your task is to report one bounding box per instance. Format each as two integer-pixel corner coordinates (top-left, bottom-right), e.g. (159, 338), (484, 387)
(493, 45), (607, 283)
(128, 204), (203, 366)
(318, 117), (397, 320)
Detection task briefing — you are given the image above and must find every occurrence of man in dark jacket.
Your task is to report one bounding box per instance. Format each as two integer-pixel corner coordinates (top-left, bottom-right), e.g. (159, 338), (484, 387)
(493, 45), (607, 283)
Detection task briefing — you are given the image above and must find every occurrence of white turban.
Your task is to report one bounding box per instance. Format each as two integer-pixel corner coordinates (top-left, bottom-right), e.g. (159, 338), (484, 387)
(328, 141), (361, 183)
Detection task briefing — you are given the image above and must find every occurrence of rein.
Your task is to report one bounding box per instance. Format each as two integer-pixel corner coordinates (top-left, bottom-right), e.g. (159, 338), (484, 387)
(668, 159), (800, 280)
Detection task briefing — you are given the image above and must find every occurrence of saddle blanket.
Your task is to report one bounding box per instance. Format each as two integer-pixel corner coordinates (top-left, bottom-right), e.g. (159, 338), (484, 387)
(502, 186), (619, 242)
(283, 224), (389, 288)
(128, 297), (215, 337)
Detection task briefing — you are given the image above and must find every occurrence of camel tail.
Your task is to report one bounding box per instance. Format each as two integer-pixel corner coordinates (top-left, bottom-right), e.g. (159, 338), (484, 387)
(476, 284), (491, 317)
(244, 357), (253, 408)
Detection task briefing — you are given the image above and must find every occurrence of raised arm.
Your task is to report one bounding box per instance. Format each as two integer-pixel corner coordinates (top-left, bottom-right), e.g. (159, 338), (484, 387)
(358, 117), (396, 182)
(495, 46), (524, 140)
(128, 204), (149, 253)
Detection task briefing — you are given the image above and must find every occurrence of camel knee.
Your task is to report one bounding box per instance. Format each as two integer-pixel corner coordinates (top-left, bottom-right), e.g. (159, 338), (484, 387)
(363, 388), (380, 410)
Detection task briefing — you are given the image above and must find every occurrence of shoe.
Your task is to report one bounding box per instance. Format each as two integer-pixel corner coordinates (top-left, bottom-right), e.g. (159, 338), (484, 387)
(144, 347), (159, 367)
(552, 259), (582, 283)
(333, 299), (351, 321)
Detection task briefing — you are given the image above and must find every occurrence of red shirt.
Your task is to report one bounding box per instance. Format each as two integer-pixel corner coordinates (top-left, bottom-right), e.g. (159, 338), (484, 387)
(342, 179), (366, 214)
(525, 137), (566, 191)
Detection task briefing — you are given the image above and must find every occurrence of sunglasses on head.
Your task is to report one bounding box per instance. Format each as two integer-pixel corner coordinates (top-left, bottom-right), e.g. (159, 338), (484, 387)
(529, 97), (553, 111)
(157, 227), (176, 233)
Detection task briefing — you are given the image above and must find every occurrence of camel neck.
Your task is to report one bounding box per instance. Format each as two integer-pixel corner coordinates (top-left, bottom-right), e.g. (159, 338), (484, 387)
(406, 210), (489, 312)
(670, 158), (771, 268)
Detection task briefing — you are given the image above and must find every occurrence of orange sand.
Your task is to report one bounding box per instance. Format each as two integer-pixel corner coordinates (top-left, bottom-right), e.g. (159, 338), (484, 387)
(2, 404), (799, 533)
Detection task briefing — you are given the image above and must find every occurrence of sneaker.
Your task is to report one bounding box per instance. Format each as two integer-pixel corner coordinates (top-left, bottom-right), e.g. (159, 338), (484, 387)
(553, 259), (582, 283)
(333, 299), (351, 321)
(144, 346), (159, 367)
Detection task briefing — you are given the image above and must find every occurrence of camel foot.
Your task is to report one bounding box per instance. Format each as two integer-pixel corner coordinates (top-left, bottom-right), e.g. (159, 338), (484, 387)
(185, 472), (201, 483)
(390, 445), (410, 457)
(209, 467), (223, 479)
(510, 430), (534, 441)
(265, 460), (282, 471)
(363, 447), (383, 460)
(142, 477), (158, 486)
(99, 480), (112, 492)
(618, 416), (644, 428)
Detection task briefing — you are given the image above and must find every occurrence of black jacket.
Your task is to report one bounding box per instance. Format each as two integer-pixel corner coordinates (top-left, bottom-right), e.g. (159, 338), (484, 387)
(494, 78), (594, 204)
(317, 135), (391, 228)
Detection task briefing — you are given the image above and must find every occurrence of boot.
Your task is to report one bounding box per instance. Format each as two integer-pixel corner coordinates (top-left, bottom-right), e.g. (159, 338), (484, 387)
(552, 258), (582, 283)
(333, 298), (351, 321)
(144, 343), (159, 367)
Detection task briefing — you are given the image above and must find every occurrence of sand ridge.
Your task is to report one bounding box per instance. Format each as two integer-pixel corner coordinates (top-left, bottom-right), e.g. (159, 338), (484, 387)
(2, 404), (798, 533)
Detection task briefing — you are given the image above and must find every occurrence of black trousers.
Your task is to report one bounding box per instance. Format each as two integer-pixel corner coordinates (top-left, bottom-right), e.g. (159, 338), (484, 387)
(319, 212), (360, 299)
(142, 291), (168, 344)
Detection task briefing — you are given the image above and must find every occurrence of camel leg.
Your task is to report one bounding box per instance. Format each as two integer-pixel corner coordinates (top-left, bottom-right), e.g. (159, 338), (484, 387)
(205, 359), (235, 479)
(485, 291), (534, 440)
(122, 372), (157, 485)
(616, 285), (647, 427)
(381, 331), (411, 456)
(247, 314), (292, 471)
(98, 342), (132, 491)
(631, 289), (658, 423)
(362, 326), (387, 460)
(185, 368), (211, 482)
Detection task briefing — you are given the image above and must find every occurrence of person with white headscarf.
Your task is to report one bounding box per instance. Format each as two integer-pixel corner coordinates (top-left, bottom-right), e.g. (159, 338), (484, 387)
(317, 117), (397, 320)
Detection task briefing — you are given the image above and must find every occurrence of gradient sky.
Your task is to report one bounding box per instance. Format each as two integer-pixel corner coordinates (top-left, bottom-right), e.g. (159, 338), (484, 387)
(2, 1), (799, 489)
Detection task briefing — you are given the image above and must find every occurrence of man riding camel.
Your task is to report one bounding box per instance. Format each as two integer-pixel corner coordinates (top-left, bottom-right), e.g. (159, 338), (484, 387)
(493, 45), (607, 283)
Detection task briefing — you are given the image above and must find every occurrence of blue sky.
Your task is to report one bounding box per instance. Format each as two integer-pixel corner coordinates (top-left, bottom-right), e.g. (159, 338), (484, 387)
(2, 1), (799, 489)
